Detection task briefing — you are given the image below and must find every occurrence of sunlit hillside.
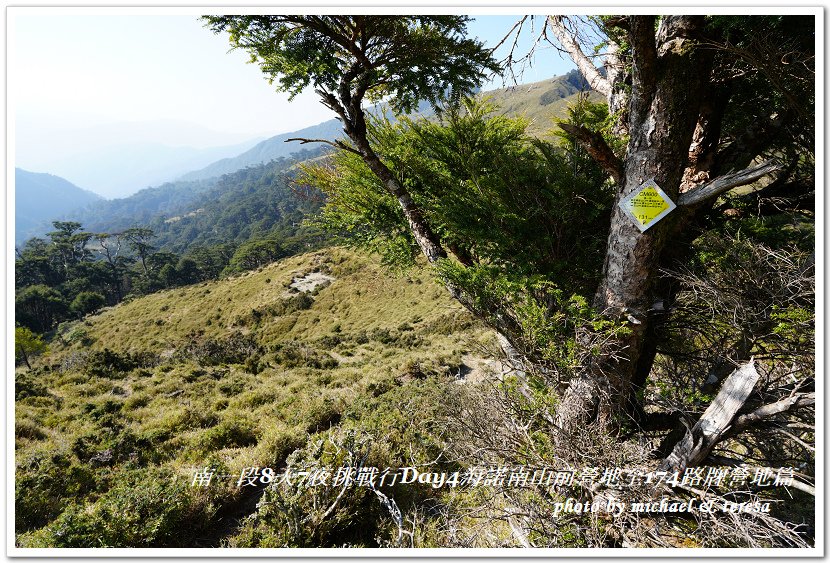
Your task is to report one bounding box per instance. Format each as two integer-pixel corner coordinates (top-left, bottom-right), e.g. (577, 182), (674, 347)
(15, 248), (500, 547)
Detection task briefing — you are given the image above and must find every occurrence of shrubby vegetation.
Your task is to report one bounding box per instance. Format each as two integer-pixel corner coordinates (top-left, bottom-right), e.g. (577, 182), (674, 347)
(15, 14), (815, 550)
(15, 248), (496, 547)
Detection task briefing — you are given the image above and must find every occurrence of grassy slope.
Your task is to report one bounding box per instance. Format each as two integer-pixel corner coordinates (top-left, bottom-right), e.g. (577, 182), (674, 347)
(16, 76), (602, 548)
(483, 78), (604, 139)
(84, 249), (463, 348)
(15, 248), (495, 547)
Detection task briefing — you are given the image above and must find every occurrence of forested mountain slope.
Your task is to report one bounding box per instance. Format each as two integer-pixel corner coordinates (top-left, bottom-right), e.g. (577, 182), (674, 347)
(15, 169), (103, 244)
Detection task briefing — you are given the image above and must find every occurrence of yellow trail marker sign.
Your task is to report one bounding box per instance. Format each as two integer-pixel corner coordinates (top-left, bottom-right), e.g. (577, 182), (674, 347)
(619, 179), (676, 232)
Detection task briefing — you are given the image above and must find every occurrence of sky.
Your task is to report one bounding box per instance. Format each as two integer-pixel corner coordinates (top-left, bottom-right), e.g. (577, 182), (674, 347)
(9, 11), (576, 195)
(11, 12), (574, 142)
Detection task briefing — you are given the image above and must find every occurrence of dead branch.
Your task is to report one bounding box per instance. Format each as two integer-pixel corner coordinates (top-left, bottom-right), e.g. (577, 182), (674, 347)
(547, 16), (611, 97)
(677, 160), (782, 206)
(729, 392), (815, 436)
(557, 122), (623, 184)
(661, 360), (760, 472)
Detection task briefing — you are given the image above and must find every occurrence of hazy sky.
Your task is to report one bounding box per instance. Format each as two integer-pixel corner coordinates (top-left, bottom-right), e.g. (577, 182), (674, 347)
(11, 12), (574, 142)
(9, 11), (577, 195)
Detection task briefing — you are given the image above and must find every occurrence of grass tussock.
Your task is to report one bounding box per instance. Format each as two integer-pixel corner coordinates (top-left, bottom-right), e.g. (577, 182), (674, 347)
(15, 247), (497, 548)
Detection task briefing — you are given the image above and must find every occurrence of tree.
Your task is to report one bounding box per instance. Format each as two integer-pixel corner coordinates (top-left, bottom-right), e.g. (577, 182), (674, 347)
(203, 16), (498, 267)
(15, 326), (47, 369)
(208, 16), (815, 541)
(541, 14), (814, 462)
(95, 232), (130, 301)
(15, 237), (62, 289)
(46, 221), (93, 281)
(15, 284), (68, 333)
(226, 238), (288, 273)
(70, 291), (106, 319)
(123, 227), (156, 275)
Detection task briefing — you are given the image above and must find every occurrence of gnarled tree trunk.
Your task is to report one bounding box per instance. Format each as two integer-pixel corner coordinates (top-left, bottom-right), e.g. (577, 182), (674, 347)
(557, 16), (713, 432)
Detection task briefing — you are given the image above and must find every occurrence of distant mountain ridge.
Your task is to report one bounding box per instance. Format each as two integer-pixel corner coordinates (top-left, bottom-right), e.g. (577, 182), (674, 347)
(177, 119), (343, 183)
(15, 169), (103, 244)
(20, 70), (595, 250)
(16, 116), (267, 199)
(177, 69), (594, 183)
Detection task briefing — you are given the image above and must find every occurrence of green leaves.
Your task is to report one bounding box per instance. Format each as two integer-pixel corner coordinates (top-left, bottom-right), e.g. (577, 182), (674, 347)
(203, 16), (499, 115)
(305, 97), (612, 285)
(15, 326), (48, 367)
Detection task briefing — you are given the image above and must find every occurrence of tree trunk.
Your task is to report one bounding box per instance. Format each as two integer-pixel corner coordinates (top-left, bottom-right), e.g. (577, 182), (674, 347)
(356, 140), (448, 264)
(17, 344), (31, 369)
(558, 16), (713, 432)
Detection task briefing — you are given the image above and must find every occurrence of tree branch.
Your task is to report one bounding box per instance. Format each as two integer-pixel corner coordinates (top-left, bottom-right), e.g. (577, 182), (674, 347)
(662, 360), (815, 474)
(546, 16), (611, 97)
(558, 123), (623, 184)
(661, 360), (760, 472)
(677, 160), (782, 207)
(728, 392), (815, 436)
(285, 137), (361, 156)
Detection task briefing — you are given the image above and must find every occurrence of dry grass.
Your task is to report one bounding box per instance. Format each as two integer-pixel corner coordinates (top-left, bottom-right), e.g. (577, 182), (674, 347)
(15, 247), (500, 547)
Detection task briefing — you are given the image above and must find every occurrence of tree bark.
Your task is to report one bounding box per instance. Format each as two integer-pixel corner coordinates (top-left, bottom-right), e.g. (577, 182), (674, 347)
(661, 360), (760, 472)
(558, 16), (713, 431)
(17, 345), (31, 369)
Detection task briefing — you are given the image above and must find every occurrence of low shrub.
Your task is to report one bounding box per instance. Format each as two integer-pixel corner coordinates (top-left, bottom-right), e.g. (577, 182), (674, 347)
(16, 451), (101, 532)
(193, 417), (258, 453)
(20, 467), (213, 547)
(15, 372), (49, 400)
(271, 341), (338, 369)
(179, 332), (262, 366)
(83, 349), (158, 379)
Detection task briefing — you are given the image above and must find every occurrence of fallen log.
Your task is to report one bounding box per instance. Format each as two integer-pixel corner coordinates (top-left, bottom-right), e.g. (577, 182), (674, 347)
(660, 360), (760, 472)
(661, 359), (814, 473)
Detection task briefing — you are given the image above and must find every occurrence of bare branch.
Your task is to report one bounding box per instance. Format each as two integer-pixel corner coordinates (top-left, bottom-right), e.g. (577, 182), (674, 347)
(491, 15), (528, 52)
(678, 160), (783, 207)
(558, 122), (623, 184)
(285, 137), (361, 156)
(546, 16), (610, 97)
(729, 392), (815, 436)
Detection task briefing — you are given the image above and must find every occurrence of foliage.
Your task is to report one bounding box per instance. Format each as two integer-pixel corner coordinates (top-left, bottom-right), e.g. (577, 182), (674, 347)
(178, 331), (262, 366)
(15, 326), (48, 368)
(82, 348), (158, 378)
(225, 238), (289, 273)
(22, 468), (213, 547)
(203, 16), (498, 114)
(554, 92), (625, 182)
(305, 97), (613, 289)
(145, 150), (329, 255)
(15, 284), (68, 333)
(70, 291), (106, 318)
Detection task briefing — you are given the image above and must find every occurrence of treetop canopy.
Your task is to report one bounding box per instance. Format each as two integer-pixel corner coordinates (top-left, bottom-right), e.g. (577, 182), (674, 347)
(202, 15), (499, 114)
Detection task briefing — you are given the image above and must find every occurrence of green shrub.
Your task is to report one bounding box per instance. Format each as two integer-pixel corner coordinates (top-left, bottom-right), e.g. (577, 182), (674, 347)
(233, 294), (314, 327)
(21, 467), (213, 547)
(230, 430), (383, 547)
(193, 417), (257, 453)
(271, 341), (338, 369)
(83, 349), (157, 378)
(16, 451), (100, 532)
(179, 331), (261, 366)
(15, 372), (48, 400)
(15, 419), (46, 441)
